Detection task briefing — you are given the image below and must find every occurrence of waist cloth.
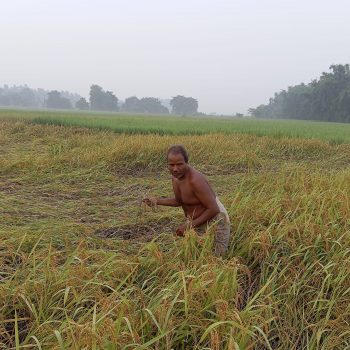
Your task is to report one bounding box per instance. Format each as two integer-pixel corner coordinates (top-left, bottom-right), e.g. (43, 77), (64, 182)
(189, 197), (231, 256)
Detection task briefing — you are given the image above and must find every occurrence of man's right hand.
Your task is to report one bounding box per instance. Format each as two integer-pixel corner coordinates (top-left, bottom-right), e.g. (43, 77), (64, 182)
(142, 197), (157, 207)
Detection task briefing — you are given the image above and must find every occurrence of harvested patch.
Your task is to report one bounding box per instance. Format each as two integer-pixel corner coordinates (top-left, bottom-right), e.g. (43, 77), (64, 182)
(39, 190), (81, 201)
(95, 222), (172, 241)
(0, 181), (22, 194)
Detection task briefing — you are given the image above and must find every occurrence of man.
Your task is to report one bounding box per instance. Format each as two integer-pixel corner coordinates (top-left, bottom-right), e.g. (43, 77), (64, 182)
(143, 145), (231, 256)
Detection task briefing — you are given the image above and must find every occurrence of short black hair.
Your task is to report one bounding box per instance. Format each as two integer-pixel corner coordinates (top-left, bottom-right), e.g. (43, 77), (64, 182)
(167, 145), (189, 163)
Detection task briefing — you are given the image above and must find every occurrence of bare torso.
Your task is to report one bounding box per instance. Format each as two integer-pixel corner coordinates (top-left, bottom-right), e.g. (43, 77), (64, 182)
(172, 167), (216, 220)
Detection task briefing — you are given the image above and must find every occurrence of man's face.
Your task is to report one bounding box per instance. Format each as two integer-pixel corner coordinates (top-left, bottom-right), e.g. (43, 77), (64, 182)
(167, 152), (188, 179)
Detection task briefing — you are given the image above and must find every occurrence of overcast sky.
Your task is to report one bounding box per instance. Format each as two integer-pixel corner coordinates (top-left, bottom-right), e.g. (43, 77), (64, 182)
(1, 0), (350, 114)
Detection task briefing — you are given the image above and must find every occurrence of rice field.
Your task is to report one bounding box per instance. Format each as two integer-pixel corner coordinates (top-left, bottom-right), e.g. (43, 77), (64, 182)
(2, 108), (350, 143)
(1, 115), (350, 349)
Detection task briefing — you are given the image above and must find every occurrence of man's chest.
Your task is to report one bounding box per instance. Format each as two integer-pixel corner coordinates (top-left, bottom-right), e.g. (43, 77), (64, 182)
(175, 181), (199, 205)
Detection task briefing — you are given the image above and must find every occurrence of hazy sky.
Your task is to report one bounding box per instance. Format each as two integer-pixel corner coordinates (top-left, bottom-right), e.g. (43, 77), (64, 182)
(1, 0), (350, 114)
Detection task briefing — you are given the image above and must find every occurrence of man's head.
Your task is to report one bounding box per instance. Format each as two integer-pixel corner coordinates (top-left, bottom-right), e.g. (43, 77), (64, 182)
(166, 145), (189, 179)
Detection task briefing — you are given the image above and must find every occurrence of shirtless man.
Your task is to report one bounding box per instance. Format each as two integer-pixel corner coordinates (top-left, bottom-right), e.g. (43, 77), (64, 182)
(143, 145), (231, 256)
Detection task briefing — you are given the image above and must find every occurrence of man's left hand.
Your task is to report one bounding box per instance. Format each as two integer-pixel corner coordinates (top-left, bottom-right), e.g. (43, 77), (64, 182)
(176, 224), (186, 236)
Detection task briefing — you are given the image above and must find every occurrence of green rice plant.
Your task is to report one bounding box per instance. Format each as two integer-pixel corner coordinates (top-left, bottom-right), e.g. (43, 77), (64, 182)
(3, 108), (350, 142)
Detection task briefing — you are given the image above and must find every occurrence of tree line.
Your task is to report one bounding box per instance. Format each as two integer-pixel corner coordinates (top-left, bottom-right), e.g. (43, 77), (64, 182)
(0, 84), (198, 115)
(249, 64), (350, 123)
(0, 85), (81, 109)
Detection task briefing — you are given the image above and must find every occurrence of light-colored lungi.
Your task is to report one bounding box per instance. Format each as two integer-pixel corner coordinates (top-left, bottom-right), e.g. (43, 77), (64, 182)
(194, 197), (231, 256)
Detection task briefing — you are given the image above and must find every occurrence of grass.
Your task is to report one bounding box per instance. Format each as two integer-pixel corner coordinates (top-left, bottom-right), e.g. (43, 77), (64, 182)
(1, 117), (350, 349)
(2, 108), (350, 143)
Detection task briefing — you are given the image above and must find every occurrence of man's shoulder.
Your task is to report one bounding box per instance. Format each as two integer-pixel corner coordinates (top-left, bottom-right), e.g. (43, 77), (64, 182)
(189, 167), (206, 185)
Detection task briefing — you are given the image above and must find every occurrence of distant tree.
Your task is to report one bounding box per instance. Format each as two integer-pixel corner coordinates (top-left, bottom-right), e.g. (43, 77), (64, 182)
(122, 96), (169, 114)
(249, 64), (350, 123)
(36, 88), (48, 107)
(75, 97), (89, 110)
(105, 91), (119, 111)
(0, 86), (37, 107)
(89, 84), (119, 111)
(18, 87), (37, 107)
(89, 85), (103, 110)
(139, 97), (169, 114)
(0, 89), (11, 106)
(170, 95), (198, 115)
(248, 105), (267, 118)
(0, 85), (82, 109)
(46, 90), (72, 109)
(123, 96), (142, 113)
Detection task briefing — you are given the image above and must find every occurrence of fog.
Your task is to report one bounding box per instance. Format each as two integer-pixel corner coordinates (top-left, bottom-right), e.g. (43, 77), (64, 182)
(1, 0), (350, 114)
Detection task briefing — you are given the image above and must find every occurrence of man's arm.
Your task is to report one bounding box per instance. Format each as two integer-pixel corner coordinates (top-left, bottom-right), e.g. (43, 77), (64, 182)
(188, 177), (220, 228)
(143, 197), (181, 207)
(157, 197), (181, 206)
(143, 177), (182, 208)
